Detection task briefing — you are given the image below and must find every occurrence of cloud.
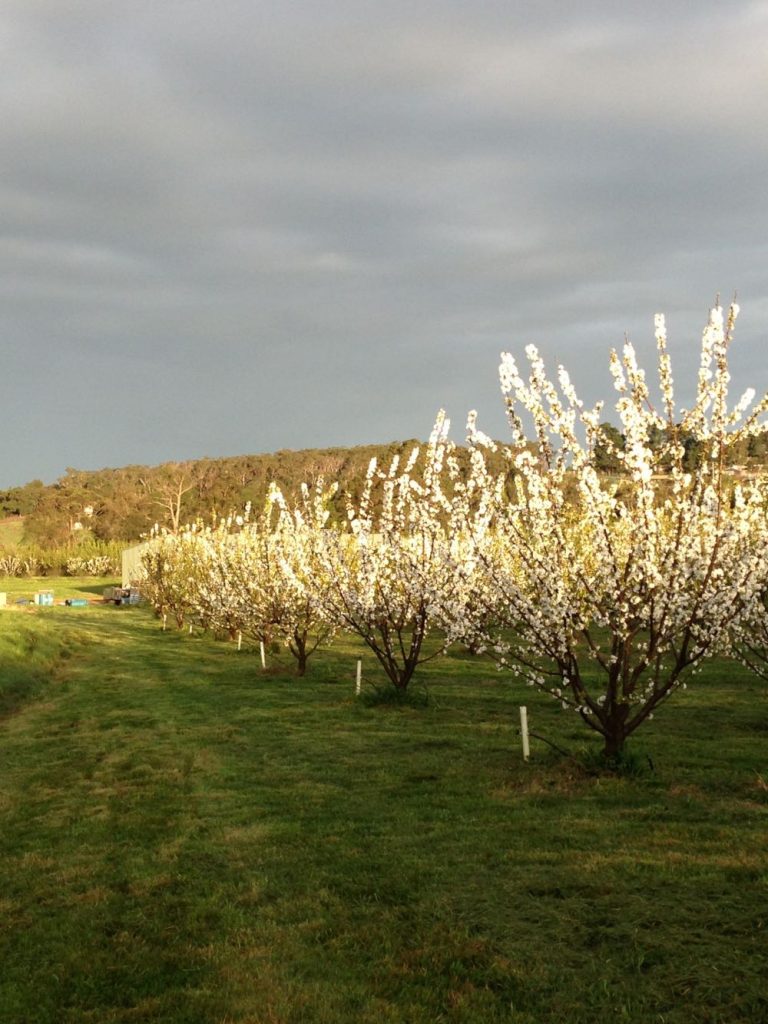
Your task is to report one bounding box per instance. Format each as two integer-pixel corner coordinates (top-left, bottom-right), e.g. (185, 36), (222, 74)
(1, 1), (766, 484)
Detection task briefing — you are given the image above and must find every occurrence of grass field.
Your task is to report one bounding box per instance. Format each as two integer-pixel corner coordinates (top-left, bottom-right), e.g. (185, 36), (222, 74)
(0, 575), (116, 602)
(1, 584), (766, 1023)
(0, 516), (25, 549)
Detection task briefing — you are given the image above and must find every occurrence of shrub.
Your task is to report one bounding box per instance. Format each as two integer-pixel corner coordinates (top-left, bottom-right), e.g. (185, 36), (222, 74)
(0, 553), (24, 577)
(64, 555), (116, 577)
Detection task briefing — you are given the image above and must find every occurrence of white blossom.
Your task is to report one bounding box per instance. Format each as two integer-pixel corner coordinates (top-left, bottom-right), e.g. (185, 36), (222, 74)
(442, 301), (768, 756)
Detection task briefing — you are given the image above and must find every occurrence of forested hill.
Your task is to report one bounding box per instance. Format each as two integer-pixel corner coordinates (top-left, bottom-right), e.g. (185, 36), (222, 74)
(4, 421), (768, 547)
(0, 440), (454, 546)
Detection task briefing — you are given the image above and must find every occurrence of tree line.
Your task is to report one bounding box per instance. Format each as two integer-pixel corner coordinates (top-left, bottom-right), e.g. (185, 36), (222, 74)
(5, 414), (768, 551)
(0, 441), (450, 546)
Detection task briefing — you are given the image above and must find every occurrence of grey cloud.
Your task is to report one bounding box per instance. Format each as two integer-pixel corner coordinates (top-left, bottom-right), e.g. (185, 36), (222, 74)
(1, 1), (767, 484)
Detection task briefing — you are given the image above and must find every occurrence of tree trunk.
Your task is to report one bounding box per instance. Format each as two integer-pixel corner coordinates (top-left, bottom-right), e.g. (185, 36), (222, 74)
(288, 629), (314, 677)
(602, 730), (627, 759)
(373, 652), (417, 690)
(293, 636), (308, 677)
(602, 703), (630, 759)
(394, 664), (416, 689)
(364, 624), (424, 690)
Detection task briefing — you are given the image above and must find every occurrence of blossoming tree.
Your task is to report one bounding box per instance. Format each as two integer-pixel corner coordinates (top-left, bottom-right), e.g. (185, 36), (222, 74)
(186, 520), (261, 642)
(141, 528), (200, 629)
(302, 414), (464, 690)
(450, 302), (768, 757)
(260, 483), (338, 675)
(143, 501), (335, 676)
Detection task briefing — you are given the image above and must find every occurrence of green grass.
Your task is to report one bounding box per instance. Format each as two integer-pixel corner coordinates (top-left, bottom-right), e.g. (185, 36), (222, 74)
(0, 575), (120, 603)
(0, 516), (25, 549)
(0, 597), (766, 1023)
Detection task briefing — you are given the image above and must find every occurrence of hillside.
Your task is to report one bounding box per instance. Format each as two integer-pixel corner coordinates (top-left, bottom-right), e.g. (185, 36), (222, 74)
(0, 517), (25, 549)
(4, 420), (768, 548)
(0, 441), (438, 546)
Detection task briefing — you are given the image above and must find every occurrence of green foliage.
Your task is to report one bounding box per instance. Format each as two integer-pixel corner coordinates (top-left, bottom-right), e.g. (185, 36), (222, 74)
(594, 420), (761, 476)
(593, 422), (625, 472)
(6, 418), (768, 549)
(0, 517), (25, 549)
(576, 744), (653, 778)
(359, 682), (432, 708)
(11, 442), (517, 547)
(0, 539), (124, 578)
(0, 480), (45, 518)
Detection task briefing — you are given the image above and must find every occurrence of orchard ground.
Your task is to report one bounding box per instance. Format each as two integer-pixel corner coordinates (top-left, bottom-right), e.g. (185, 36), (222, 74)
(0, 578), (766, 1024)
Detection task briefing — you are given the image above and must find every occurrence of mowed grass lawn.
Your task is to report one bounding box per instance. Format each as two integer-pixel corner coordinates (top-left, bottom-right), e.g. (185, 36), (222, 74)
(0, 584), (766, 1023)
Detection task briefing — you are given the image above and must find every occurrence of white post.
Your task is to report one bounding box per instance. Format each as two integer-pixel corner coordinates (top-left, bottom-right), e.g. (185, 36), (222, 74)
(162, 613), (167, 631)
(189, 624), (193, 635)
(237, 631), (242, 652)
(260, 640), (266, 670)
(355, 659), (362, 696)
(520, 706), (530, 762)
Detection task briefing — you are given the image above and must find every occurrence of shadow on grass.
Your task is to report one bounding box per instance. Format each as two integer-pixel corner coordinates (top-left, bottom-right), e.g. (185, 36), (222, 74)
(70, 580), (117, 598)
(359, 683), (432, 709)
(0, 618), (85, 718)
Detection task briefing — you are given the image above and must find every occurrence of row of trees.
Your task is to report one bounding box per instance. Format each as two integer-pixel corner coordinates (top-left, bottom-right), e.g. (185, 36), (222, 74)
(593, 419), (768, 473)
(141, 302), (768, 757)
(8, 407), (768, 549)
(141, 423), (461, 686)
(3, 441), (435, 546)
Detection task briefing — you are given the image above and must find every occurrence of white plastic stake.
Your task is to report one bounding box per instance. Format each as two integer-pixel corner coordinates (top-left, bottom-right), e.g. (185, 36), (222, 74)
(189, 624), (193, 635)
(162, 613), (167, 632)
(260, 640), (266, 669)
(520, 706), (530, 762)
(355, 659), (362, 696)
(237, 631), (242, 651)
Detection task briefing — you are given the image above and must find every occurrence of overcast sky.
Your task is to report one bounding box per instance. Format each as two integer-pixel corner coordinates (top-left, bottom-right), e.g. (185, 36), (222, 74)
(2, 1), (767, 486)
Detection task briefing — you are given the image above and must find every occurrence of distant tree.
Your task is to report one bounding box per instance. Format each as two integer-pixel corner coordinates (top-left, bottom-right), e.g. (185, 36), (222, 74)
(680, 430), (704, 472)
(142, 468), (196, 534)
(22, 470), (102, 545)
(18, 441), (463, 545)
(593, 422), (625, 473)
(747, 432), (768, 463)
(0, 480), (45, 517)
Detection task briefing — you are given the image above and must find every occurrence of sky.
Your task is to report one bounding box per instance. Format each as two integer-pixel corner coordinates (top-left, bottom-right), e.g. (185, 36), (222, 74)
(2, 0), (768, 486)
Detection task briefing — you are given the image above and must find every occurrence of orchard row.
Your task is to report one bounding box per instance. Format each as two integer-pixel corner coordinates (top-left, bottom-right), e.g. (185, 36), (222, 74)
(141, 303), (768, 757)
